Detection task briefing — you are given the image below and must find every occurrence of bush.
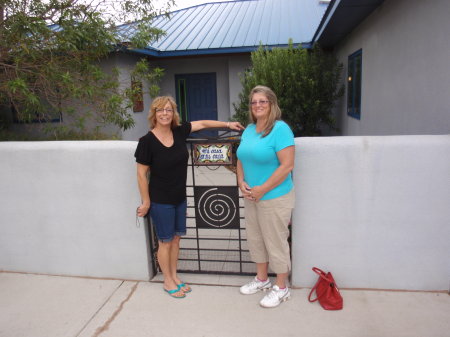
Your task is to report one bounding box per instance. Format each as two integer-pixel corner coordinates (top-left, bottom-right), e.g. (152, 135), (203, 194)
(233, 43), (344, 136)
(0, 0), (169, 139)
(0, 128), (119, 141)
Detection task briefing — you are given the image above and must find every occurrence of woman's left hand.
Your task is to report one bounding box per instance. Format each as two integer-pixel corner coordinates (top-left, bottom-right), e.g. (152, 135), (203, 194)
(249, 185), (266, 202)
(228, 121), (245, 131)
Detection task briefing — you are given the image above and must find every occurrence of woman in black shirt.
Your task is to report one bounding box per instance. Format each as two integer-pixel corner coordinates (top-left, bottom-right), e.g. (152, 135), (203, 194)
(135, 96), (243, 298)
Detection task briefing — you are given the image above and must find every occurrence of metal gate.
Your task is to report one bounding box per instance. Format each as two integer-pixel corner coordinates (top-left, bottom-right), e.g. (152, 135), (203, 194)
(148, 129), (256, 276)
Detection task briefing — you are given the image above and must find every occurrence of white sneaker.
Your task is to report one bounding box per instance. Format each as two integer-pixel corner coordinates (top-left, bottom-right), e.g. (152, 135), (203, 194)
(240, 277), (272, 295)
(259, 285), (291, 308)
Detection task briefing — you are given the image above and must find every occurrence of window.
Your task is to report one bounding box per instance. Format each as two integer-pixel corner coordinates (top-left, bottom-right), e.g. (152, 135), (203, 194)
(347, 49), (362, 119)
(12, 101), (62, 124)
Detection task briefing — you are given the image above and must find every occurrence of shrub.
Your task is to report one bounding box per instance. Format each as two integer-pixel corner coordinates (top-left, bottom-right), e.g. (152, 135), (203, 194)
(233, 43), (344, 136)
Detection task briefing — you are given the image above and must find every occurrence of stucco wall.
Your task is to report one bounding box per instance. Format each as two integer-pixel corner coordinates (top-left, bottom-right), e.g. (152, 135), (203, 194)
(0, 141), (151, 280)
(1, 136), (449, 290)
(333, 0), (450, 136)
(228, 55), (252, 113)
(291, 135), (450, 290)
(115, 54), (155, 142)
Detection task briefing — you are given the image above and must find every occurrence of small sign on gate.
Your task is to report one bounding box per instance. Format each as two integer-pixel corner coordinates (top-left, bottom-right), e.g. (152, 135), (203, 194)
(193, 143), (233, 165)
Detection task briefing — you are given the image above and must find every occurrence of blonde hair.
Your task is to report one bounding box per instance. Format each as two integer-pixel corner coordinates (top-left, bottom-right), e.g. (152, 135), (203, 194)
(147, 96), (181, 129)
(248, 85), (282, 137)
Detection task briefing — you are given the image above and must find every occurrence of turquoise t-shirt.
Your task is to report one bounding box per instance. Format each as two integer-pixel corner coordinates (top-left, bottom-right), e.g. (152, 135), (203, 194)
(236, 120), (294, 200)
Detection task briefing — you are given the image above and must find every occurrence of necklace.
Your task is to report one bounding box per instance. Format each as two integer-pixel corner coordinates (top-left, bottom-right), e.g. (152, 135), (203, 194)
(151, 128), (174, 147)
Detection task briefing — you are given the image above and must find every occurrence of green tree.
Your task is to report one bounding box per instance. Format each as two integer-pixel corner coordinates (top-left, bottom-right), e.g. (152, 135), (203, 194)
(233, 43), (344, 136)
(0, 0), (173, 139)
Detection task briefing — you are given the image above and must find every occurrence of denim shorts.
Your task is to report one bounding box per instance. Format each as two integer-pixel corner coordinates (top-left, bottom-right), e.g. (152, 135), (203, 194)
(149, 199), (187, 242)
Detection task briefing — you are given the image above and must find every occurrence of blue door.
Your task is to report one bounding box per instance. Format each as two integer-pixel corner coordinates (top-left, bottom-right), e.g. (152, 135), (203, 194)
(175, 73), (218, 137)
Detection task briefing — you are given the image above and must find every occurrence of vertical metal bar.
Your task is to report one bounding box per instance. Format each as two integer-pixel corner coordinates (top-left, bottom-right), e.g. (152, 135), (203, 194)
(190, 142), (201, 272)
(190, 142), (196, 188)
(146, 215), (158, 276)
(235, 147), (244, 274)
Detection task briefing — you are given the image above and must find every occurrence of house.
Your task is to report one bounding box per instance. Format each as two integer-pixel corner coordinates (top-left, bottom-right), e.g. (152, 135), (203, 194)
(7, 0), (448, 139)
(2, 0), (329, 140)
(117, 0), (450, 139)
(114, 0), (329, 140)
(313, 0), (450, 135)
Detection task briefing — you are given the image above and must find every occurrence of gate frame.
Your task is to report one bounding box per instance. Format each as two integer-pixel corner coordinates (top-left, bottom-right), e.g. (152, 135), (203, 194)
(147, 128), (256, 276)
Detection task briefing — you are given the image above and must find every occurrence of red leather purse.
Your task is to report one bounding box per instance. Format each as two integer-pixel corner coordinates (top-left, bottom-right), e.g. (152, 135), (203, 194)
(308, 267), (343, 310)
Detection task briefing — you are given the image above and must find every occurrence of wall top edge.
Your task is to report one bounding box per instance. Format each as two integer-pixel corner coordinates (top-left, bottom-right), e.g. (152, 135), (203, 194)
(294, 134), (450, 144)
(0, 140), (138, 150)
(1, 134), (450, 148)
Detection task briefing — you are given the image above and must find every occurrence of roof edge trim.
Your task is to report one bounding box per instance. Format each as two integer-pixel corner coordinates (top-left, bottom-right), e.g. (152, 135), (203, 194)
(124, 42), (312, 57)
(311, 0), (341, 45)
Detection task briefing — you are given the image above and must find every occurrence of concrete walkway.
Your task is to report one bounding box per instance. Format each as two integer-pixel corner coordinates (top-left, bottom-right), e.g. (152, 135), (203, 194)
(1, 272), (449, 337)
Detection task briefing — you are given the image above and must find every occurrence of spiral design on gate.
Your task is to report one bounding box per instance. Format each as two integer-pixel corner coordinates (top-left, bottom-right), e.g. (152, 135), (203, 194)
(197, 187), (237, 228)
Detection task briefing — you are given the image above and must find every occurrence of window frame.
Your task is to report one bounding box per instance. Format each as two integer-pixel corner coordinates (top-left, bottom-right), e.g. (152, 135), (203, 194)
(12, 102), (62, 124)
(347, 49), (362, 120)
(131, 80), (144, 113)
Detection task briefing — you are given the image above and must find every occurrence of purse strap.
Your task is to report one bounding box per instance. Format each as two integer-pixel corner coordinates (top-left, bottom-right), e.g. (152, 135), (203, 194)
(308, 267), (334, 303)
(312, 267), (334, 283)
(308, 279), (320, 302)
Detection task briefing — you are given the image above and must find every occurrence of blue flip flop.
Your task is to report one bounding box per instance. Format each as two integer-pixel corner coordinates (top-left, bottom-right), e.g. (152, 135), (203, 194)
(177, 282), (192, 293)
(164, 287), (186, 298)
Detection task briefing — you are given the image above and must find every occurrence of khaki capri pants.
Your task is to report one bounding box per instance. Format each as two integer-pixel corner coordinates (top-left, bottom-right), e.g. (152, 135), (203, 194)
(244, 189), (295, 274)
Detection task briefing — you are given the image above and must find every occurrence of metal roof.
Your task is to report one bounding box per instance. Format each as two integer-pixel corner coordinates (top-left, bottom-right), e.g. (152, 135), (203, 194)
(117, 0), (329, 57)
(312, 0), (385, 48)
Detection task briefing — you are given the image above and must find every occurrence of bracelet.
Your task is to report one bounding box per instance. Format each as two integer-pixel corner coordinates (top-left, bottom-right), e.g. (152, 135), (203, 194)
(227, 122), (230, 128)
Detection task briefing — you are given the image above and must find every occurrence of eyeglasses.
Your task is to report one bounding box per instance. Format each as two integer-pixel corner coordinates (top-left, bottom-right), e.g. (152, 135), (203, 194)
(250, 100), (269, 106)
(156, 108), (174, 113)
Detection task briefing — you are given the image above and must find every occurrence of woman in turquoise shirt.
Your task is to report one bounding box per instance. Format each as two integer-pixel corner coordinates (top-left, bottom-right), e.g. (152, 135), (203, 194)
(236, 85), (295, 308)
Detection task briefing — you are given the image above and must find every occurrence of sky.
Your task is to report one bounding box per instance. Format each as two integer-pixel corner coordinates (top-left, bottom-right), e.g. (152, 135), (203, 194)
(160, 0), (235, 11)
(85, 0), (237, 25)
